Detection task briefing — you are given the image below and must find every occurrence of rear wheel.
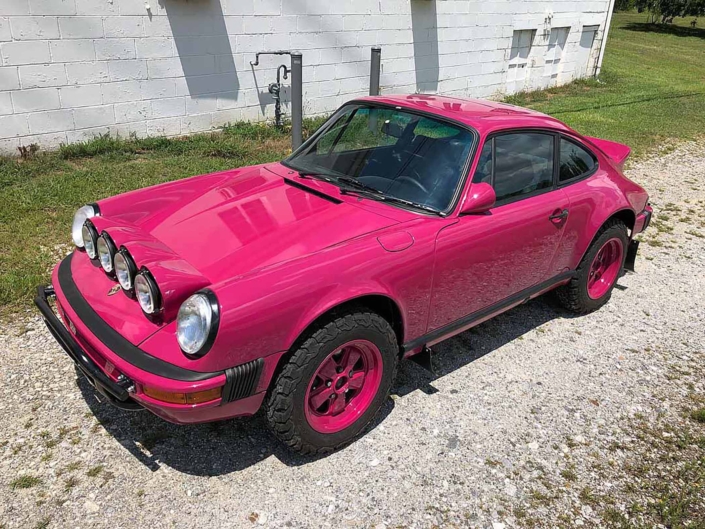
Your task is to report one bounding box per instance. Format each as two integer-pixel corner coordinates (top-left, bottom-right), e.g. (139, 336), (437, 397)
(556, 220), (628, 314)
(266, 310), (398, 455)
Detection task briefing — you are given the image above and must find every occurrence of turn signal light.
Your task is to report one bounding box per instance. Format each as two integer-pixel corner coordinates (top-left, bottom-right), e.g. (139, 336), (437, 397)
(142, 385), (222, 405)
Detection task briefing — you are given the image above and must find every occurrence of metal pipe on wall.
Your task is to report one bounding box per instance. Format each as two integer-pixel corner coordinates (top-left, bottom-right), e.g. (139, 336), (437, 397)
(370, 47), (381, 96)
(291, 52), (303, 150)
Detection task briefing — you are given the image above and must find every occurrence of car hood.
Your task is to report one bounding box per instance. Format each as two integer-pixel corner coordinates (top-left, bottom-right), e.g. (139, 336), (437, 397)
(97, 163), (398, 283)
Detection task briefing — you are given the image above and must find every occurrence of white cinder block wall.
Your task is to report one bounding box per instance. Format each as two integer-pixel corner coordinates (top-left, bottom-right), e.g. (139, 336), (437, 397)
(0, 0), (612, 154)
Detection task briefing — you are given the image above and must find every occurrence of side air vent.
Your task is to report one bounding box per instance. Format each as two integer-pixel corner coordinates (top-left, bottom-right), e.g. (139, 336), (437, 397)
(222, 358), (264, 403)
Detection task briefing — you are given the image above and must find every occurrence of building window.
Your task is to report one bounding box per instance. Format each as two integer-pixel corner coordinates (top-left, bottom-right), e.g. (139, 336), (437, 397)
(507, 29), (536, 94)
(544, 27), (570, 82)
(576, 25), (599, 78)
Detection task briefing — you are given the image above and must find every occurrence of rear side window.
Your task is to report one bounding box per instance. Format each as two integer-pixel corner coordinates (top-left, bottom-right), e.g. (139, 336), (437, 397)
(559, 138), (596, 182)
(493, 133), (554, 202)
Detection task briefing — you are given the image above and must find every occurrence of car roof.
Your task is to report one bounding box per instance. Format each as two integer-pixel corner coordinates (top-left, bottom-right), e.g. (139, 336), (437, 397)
(354, 94), (574, 136)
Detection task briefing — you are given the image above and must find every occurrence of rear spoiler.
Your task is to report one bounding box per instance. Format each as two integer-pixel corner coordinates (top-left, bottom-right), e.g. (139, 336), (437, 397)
(585, 136), (631, 171)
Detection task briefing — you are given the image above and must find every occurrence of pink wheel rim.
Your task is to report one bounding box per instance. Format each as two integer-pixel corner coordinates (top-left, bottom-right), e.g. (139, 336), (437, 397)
(304, 340), (383, 434)
(587, 237), (624, 299)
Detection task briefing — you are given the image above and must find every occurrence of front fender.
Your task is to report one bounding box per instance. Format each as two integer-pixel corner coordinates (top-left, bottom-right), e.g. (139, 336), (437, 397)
(148, 222), (438, 374)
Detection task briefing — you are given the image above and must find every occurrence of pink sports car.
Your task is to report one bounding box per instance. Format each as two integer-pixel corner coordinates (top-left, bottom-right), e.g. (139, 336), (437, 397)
(36, 95), (652, 454)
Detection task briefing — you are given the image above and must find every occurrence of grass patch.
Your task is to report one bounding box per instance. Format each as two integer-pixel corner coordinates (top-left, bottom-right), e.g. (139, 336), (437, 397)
(34, 517), (51, 529)
(86, 464), (104, 478)
(691, 408), (705, 424)
(504, 12), (705, 159)
(63, 476), (79, 492)
(10, 475), (42, 489)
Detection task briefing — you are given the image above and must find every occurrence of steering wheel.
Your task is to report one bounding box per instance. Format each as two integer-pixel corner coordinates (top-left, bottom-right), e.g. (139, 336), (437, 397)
(395, 174), (429, 194)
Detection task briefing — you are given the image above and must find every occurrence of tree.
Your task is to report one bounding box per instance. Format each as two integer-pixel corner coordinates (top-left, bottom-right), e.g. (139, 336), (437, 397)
(635, 0), (705, 23)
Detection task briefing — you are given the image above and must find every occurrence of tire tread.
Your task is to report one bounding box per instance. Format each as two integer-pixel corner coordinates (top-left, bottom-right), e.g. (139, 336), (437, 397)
(265, 308), (398, 455)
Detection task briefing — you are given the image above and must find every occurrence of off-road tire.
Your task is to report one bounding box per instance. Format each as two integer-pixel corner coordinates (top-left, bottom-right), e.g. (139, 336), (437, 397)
(556, 219), (629, 314)
(265, 310), (399, 455)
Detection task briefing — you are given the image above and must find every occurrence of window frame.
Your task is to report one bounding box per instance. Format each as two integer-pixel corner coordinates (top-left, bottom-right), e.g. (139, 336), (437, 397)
(473, 128), (560, 208)
(557, 134), (599, 186)
(284, 101), (480, 217)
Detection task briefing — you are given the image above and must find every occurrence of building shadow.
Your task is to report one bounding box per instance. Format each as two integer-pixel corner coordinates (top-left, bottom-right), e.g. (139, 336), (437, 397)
(160, 0), (239, 103)
(77, 294), (578, 476)
(622, 21), (705, 40)
(410, 0), (440, 93)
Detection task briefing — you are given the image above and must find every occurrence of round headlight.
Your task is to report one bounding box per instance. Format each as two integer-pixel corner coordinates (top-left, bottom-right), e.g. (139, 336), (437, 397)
(82, 222), (99, 260)
(176, 292), (219, 357)
(72, 204), (99, 247)
(97, 232), (117, 274)
(114, 249), (137, 291)
(135, 270), (160, 315)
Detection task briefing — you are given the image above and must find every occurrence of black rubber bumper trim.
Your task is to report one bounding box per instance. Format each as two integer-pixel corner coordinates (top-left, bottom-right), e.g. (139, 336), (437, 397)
(35, 285), (132, 402)
(55, 253), (221, 382)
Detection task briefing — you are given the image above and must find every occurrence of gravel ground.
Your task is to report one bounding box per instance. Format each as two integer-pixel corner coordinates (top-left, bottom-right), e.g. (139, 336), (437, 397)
(1, 142), (704, 529)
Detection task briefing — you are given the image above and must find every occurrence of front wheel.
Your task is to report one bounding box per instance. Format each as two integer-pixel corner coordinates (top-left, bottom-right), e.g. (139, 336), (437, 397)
(266, 310), (398, 455)
(556, 219), (628, 314)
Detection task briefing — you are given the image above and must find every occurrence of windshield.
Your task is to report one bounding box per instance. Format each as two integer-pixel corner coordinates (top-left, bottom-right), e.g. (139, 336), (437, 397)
(285, 104), (475, 212)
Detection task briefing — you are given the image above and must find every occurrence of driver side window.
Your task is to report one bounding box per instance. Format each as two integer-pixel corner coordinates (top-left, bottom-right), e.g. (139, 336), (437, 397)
(471, 132), (555, 203)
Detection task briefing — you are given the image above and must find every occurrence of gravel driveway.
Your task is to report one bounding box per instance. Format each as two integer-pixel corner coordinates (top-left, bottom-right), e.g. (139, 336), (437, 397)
(1, 142), (704, 529)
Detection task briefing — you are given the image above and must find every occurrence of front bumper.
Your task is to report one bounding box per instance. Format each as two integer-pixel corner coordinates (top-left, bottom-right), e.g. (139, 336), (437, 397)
(34, 255), (270, 424)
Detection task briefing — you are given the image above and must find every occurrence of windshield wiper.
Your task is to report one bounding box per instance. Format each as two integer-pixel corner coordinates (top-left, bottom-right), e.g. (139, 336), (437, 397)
(338, 185), (442, 215)
(334, 176), (385, 195)
(297, 171), (338, 184)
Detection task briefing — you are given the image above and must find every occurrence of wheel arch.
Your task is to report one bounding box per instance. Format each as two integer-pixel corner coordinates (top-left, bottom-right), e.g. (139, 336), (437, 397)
(577, 207), (635, 266)
(266, 293), (405, 391)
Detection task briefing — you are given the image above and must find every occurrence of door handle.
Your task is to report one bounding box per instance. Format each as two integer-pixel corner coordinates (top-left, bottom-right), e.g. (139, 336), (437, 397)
(549, 209), (569, 222)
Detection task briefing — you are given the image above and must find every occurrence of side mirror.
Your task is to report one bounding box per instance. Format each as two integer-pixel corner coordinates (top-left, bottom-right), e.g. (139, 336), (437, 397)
(459, 183), (496, 215)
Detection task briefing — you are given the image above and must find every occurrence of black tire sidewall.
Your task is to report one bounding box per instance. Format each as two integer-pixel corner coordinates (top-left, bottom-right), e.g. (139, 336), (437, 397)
(290, 318), (397, 450)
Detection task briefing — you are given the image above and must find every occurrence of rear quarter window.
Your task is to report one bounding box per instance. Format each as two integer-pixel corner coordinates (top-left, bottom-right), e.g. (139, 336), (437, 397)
(559, 138), (597, 182)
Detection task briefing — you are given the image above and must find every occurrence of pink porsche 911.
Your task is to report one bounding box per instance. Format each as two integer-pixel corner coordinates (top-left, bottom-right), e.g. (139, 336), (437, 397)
(36, 95), (652, 454)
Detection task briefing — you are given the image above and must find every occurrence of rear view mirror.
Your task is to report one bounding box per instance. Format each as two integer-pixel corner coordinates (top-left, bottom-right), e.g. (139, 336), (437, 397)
(459, 183), (496, 215)
(381, 120), (404, 138)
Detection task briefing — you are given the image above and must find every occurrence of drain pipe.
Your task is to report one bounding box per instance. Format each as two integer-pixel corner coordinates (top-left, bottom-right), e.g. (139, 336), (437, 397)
(291, 52), (303, 150)
(370, 47), (381, 96)
(250, 50), (303, 151)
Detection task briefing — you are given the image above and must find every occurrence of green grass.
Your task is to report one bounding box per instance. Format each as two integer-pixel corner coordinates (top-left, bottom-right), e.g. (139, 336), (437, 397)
(1, 12), (704, 314)
(9, 475), (42, 490)
(505, 12), (705, 157)
(691, 408), (705, 424)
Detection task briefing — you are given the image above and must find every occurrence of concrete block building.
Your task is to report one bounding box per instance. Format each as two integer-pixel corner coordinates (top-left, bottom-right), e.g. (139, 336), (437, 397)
(0, 0), (615, 154)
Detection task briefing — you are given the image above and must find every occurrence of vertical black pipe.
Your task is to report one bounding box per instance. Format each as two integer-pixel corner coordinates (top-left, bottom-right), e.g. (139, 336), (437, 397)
(291, 52), (303, 150)
(370, 47), (381, 96)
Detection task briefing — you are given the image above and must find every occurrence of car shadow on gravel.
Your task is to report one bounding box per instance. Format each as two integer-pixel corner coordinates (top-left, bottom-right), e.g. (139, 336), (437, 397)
(76, 295), (578, 476)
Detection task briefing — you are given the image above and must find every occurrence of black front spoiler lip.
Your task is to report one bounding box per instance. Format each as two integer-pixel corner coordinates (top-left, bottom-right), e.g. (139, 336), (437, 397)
(35, 284), (138, 407)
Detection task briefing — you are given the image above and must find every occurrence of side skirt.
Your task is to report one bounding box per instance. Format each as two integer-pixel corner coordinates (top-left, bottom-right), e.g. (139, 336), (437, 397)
(401, 271), (576, 356)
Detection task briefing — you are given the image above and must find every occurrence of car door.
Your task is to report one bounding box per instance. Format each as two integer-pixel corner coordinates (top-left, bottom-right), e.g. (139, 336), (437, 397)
(427, 131), (571, 332)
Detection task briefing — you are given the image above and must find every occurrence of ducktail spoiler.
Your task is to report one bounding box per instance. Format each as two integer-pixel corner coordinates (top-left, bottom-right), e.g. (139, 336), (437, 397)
(585, 136), (631, 171)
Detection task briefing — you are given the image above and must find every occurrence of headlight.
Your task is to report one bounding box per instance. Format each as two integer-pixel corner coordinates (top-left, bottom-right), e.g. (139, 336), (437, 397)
(135, 270), (161, 315)
(114, 248), (137, 291)
(72, 204), (99, 247)
(81, 222), (99, 260)
(176, 291), (219, 357)
(97, 232), (117, 274)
